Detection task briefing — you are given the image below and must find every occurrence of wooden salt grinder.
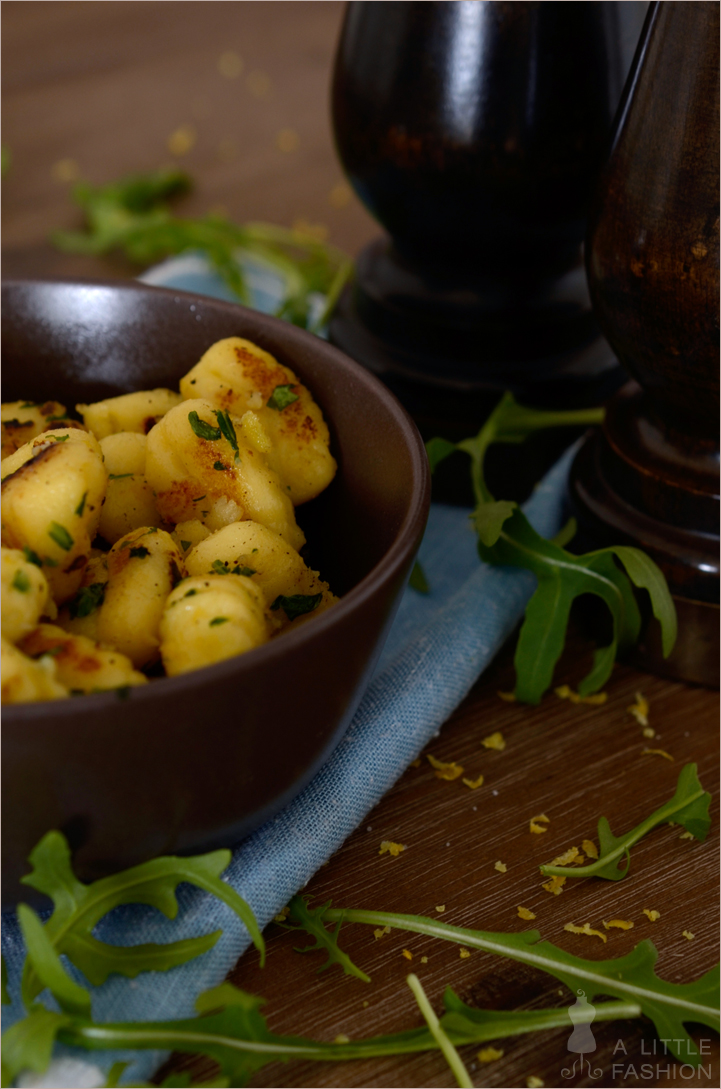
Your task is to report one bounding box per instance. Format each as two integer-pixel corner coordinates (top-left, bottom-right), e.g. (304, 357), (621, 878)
(569, 1), (720, 685)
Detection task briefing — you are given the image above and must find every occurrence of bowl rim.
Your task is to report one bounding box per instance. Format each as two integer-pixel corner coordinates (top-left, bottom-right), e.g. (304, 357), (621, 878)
(2, 277), (431, 719)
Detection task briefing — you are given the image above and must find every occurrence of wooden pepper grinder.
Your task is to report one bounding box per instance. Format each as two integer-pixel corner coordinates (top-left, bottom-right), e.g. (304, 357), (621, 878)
(329, 0), (648, 443)
(569, 1), (719, 685)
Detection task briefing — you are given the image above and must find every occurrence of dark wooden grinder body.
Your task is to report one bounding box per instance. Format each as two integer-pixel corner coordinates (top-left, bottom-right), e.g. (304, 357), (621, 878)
(569, 0), (720, 685)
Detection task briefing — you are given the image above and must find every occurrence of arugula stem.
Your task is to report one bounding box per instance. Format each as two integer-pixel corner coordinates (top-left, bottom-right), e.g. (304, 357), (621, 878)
(321, 909), (716, 1026)
(407, 974), (473, 1088)
(57, 1000), (640, 1062)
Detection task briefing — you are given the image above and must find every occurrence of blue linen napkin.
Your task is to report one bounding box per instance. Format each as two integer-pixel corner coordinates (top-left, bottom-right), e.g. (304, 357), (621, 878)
(2, 255), (574, 1086)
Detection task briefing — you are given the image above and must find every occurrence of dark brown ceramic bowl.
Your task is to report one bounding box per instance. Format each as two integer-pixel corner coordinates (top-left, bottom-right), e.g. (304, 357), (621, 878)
(1, 279), (430, 904)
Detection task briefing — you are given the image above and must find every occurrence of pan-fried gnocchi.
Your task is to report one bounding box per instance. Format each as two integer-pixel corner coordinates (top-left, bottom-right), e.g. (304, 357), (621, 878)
(2, 336), (338, 702)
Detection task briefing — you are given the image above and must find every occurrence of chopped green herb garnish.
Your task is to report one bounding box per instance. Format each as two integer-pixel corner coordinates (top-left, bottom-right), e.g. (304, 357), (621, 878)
(19, 401), (38, 409)
(128, 546), (150, 559)
(115, 686), (131, 701)
(209, 616), (229, 627)
(211, 560), (229, 576)
(409, 560), (429, 594)
(74, 491), (88, 517)
(214, 409), (240, 463)
(41, 646), (65, 658)
(67, 582), (106, 619)
(45, 412), (70, 422)
(183, 588), (198, 598)
(51, 434), (70, 443)
(11, 570), (31, 593)
(47, 522), (74, 551)
(107, 473), (134, 481)
(270, 592), (323, 621)
(180, 540), (192, 552)
(267, 383), (299, 411)
(188, 411), (221, 442)
(235, 566), (256, 577)
(213, 461), (228, 471)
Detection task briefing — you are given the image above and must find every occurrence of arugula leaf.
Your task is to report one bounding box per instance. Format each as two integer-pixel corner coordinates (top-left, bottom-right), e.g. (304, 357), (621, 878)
(21, 980), (637, 1087)
(18, 831), (264, 1008)
(188, 411), (221, 442)
(17, 903), (91, 1017)
(540, 763), (711, 881)
(286, 896), (370, 983)
(1, 1005), (72, 1086)
(427, 392), (677, 703)
(53, 170), (352, 333)
(321, 907), (719, 1064)
(270, 593), (323, 621)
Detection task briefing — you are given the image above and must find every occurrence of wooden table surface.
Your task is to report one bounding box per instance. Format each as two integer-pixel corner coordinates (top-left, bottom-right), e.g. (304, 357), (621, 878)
(3, 5), (718, 1088)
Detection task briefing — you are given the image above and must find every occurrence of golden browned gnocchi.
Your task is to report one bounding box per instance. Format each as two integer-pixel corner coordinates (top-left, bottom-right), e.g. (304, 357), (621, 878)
(145, 398), (305, 550)
(2, 336), (338, 702)
(179, 337), (336, 504)
(76, 388), (182, 439)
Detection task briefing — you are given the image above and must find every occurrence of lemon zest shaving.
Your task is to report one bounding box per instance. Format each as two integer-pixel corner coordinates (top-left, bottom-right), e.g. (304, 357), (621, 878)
(426, 754), (465, 780)
(494, 861), (508, 873)
(497, 690), (516, 702)
(373, 925), (391, 940)
(603, 919), (634, 930)
(402, 949), (413, 961)
(542, 874), (566, 895)
(462, 774), (484, 789)
(564, 921), (607, 943)
(581, 838), (599, 859)
(628, 691), (649, 727)
(379, 840), (405, 857)
(530, 813), (550, 834)
(682, 930), (695, 941)
(517, 906), (536, 920)
(642, 747), (674, 761)
(459, 947), (471, 959)
(642, 909), (661, 922)
(478, 1047), (504, 1062)
(482, 731), (506, 751)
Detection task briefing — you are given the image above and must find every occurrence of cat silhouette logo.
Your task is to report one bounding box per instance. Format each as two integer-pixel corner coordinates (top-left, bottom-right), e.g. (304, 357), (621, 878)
(562, 990), (603, 1079)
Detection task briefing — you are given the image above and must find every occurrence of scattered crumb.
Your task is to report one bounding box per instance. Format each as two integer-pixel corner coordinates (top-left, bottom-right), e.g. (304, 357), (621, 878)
(527, 1077), (545, 1088)
(603, 919), (634, 930)
(427, 754), (465, 780)
(373, 926), (391, 940)
(642, 748), (674, 761)
(494, 861), (508, 873)
(462, 774), (484, 790)
(517, 906), (537, 921)
(682, 930), (695, 941)
(420, 956), (428, 964)
(478, 1047), (504, 1062)
(276, 128), (300, 153)
(402, 949), (413, 961)
(482, 731), (506, 751)
(643, 726), (656, 739)
(167, 124), (197, 156)
(435, 905), (446, 914)
(679, 831), (695, 840)
(642, 909), (661, 922)
(51, 158), (80, 183)
(273, 905), (290, 923)
(217, 51), (244, 78)
(492, 789), (499, 796)
(410, 757), (421, 768)
(554, 684), (607, 705)
(362, 1000), (369, 1008)
(542, 875), (566, 895)
(530, 813), (550, 834)
(246, 70), (271, 97)
(497, 690), (516, 702)
(459, 947), (471, 959)
(328, 182), (352, 208)
(582, 839), (599, 859)
(564, 922), (607, 943)
(334, 1034), (350, 1044)
(549, 846), (581, 867)
(628, 691), (649, 727)
(379, 841), (405, 857)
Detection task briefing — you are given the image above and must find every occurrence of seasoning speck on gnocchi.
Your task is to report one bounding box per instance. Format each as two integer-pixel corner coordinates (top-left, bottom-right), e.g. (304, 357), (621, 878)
(1, 337), (338, 702)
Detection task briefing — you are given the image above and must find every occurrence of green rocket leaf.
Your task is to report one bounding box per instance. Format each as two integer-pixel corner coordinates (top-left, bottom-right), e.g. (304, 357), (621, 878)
(18, 831), (263, 1009)
(540, 763), (711, 881)
(285, 896), (370, 982)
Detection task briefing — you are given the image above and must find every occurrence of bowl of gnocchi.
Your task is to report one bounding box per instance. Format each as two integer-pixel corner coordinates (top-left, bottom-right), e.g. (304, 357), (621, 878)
(1, 278), (430, 899)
